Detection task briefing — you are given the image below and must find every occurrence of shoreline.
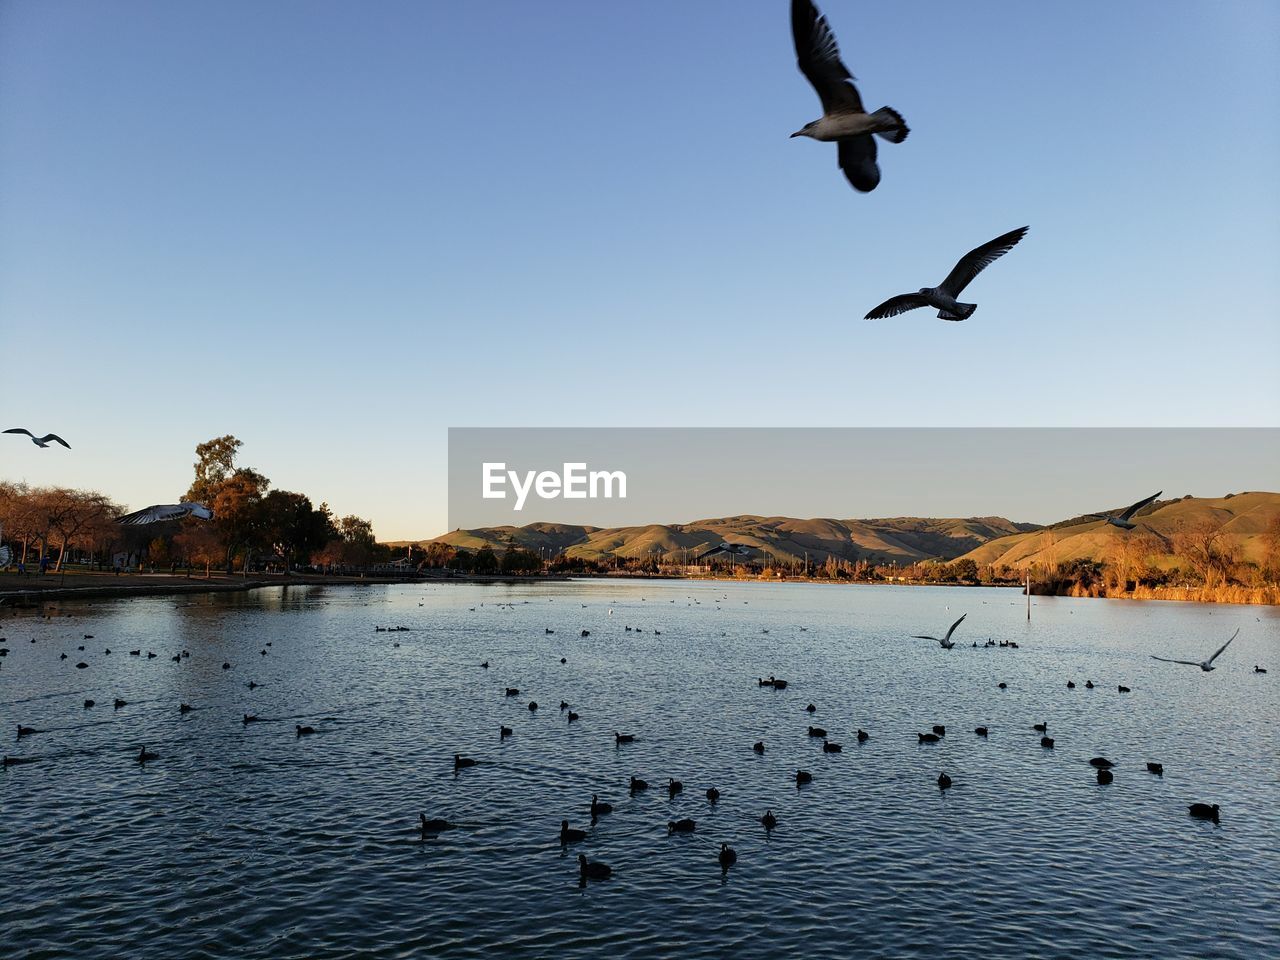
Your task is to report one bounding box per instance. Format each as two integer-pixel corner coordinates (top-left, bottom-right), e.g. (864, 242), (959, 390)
(3, 570), (1274, 607)
(0, 570), (570, 604)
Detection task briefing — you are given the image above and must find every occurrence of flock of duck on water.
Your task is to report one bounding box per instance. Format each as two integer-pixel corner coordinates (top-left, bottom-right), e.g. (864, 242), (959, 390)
(2, 594), (1265, 884)
(422, 606), (1259, 885)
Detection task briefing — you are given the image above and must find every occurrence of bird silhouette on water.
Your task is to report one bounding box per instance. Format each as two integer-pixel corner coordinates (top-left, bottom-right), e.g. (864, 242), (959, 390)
(578, 854), (611, 881)
(718, 843), (737, 870)
(421, 814), (455, 834)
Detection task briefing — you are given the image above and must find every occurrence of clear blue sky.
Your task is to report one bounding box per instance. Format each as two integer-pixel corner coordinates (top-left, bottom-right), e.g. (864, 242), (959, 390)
(2, 1), (1277, 539)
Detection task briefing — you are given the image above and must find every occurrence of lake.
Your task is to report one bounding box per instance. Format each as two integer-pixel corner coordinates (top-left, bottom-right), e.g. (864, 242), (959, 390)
(2, 580), (1277, 959)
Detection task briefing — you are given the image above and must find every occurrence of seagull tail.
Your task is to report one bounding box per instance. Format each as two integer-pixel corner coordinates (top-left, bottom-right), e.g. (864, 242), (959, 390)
(870, 107), (909, 144)
(938, 303), (976, 321)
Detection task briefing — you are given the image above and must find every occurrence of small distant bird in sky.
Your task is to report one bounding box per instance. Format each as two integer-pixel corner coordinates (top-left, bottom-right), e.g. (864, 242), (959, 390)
(4, 428), (70, 449)
(865, 227), (1029, 321)
(1151, 629), (1239, 672)
(117, 503), (215, 525)
(1089, 491), (1161, 530)
(913, 614), (967, 649)
(790, 0), (908, 192)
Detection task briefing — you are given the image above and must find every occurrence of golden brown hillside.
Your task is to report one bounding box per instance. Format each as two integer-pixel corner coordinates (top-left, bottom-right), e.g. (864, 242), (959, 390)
(428, 515), (1039, 565)
(958, 491), (1280, 569)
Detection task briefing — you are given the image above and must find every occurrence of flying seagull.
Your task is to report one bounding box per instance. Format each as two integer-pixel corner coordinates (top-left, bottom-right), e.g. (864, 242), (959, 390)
(1151, 629), (1240, 672)
(694, 542), (752, 562)
(864, 227), (1029, 321)
(1089, 491), (1161, 530)
(117, 503), (214, 526)
(4, 428), (70, 449)
(790, 0), (909, 193)
(913, 614), (966, 649)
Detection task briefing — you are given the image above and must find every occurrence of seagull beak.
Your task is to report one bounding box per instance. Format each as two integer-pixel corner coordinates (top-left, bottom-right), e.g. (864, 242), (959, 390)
(789, 130), (803, 138)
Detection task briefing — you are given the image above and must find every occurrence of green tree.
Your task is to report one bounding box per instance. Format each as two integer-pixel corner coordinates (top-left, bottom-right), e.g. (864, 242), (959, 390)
(187, 435), (243, 505)
(473, 545), (499, 575)
(258, 491), (335, 570)
(211, 468), (271, 572)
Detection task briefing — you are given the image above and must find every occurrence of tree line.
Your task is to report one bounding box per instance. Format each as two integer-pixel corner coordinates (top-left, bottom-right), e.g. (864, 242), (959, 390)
(0, 435), (388, 575)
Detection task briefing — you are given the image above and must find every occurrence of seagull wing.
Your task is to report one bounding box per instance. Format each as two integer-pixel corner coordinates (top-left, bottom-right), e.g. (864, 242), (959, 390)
(838, 136), (880, 192)
(792, 0), (864, 115)
(943, 614), (967, 642)
(41, 434), (71, 448)
(938, 226), (1029, 298)
(117, 503), (192, 525)
(864, 293), (929, 320)
(1206, 628), (1240, 665)
(3, 428), (35, 438)
(1117, 490), (1162, 522)
(1150, 656), (1201, 667)
(911, 635), (940, 642)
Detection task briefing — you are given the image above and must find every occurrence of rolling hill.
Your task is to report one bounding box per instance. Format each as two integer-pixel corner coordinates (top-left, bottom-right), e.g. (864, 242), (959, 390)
(425, 515), (1041, 566)
(957, 491), (1279, 568)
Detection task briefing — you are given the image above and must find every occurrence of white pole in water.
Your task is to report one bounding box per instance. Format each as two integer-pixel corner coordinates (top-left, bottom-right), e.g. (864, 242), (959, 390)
(1026, 566), (1031, 621)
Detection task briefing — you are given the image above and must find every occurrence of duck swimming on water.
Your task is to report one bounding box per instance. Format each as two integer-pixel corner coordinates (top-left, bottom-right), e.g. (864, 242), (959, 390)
(718, 843), (737, 869)
(1188, 803), (1220, 822)
(578, 854), (611, 880)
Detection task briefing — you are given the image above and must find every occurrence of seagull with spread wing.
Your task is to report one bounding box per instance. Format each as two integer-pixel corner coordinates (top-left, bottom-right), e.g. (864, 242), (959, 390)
(4, 428), (70, 449)
(1151, 629), (1240, 672)
(117, 503), (214, 526)
(789, 0), (909, 193)
(913, 614), (966, 650)
(694, 543), (753, 563)
(864, 226), (1029, 321)
(1088, 491), (1161, 530)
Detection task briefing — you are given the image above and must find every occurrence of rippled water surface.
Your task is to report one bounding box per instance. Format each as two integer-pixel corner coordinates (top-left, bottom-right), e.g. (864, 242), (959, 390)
(2, 580), (1278, 958)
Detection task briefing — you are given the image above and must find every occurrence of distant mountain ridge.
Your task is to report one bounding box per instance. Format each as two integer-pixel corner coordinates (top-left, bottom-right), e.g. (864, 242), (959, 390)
(407, 492), (1280, 570)
(423, 514), (1042, 565)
